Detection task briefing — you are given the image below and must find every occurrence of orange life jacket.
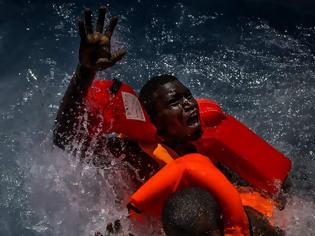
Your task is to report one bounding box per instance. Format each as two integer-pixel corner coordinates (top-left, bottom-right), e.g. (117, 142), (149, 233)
(129, 153), (250, 236)
(139, 143), (275, 218)
(139, 99), (291, 196)
(85, 79), (157, 143)
(85, 79), (291, 195)
(193, 99), (291, 195)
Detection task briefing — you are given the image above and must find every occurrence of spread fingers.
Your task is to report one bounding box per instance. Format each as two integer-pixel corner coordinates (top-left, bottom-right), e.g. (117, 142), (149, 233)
(96, 6), (107, 33)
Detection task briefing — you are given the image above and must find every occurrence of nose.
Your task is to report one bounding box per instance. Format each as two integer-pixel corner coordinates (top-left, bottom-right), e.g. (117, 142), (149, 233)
(182, 97), (195, 111)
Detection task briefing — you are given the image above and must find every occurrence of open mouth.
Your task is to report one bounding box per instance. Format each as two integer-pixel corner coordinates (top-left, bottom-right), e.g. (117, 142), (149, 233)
(187, 112), (199, 127)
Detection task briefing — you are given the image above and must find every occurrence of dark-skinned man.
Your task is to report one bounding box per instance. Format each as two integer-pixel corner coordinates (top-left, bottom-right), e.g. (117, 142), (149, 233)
(54, 6), (290, 236)
(53, 6), (159, 184)
(53, 5), (291, 190)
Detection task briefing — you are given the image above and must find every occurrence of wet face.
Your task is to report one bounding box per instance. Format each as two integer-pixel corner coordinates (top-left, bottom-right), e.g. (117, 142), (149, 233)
(151, 80), (202, 142)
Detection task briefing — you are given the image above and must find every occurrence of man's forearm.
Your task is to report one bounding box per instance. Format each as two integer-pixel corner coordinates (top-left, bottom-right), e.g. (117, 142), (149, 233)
(53, 64), (96, 148)
(53, 6), (125, 149)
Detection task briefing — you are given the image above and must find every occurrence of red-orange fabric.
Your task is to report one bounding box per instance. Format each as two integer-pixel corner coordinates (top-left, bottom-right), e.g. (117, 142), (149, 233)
(85, 80), (291, 195)
(129, 154), (250, 236)
(85, 80), (157, 143)
(195, 114), (292, 195)
(197, 98), (227, 126)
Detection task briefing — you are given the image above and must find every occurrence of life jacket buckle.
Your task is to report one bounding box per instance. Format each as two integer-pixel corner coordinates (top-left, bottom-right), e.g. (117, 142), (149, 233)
(109, 78), (122, 95)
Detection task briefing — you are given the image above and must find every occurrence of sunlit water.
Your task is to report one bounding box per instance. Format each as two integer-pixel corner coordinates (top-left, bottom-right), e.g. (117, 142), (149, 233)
(0, 1), (314, 235)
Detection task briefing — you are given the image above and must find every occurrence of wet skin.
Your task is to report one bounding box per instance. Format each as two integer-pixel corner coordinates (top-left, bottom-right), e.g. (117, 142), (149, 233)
(53, 6), (126, 149)
(151, 80), (203, 147)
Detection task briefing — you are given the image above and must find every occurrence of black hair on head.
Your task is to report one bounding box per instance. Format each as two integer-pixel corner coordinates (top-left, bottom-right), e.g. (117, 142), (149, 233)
(139, 74), (178, 119)
(162, 187), (222, 236)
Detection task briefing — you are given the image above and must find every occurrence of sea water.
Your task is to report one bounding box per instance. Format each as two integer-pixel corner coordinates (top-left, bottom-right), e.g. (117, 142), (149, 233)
(0, 1), (314, 235)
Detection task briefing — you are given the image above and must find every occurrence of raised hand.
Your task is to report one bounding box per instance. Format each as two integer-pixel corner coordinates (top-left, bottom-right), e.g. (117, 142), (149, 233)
(53, 6), (126, 150)
(78, 6), (126, 71)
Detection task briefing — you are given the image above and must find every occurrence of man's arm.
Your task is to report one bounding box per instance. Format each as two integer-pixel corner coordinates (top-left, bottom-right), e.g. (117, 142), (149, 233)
(53, 64), (95, 149)
(53, 6), (125, 149)
(245, 206), (285, 236)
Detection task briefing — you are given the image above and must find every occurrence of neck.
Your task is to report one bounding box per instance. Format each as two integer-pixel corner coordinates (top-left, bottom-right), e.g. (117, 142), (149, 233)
(163, 138), (197, 156)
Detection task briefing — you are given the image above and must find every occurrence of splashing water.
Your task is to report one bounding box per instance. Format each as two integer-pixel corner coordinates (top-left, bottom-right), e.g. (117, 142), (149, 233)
(0, 1), (314, 235)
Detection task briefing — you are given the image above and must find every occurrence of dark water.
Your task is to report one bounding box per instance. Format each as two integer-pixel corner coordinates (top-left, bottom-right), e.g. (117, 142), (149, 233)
(0, 0), (314, 235)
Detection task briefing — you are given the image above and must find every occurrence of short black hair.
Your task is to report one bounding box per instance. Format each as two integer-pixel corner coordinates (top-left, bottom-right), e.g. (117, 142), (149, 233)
(162, 188), (222, 236)
(139, 74), (178, 119)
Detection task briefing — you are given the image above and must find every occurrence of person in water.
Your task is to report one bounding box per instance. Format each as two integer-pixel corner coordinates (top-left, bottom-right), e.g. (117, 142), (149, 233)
(162, 187), (284, 236)
(53, 6), (160, 182)
(53, 5), (203, 160)
(53, 6), (215, 182)
(53, 5), (289, 235)
(127, 153), (287, 236)
(53, 4), (291, 190)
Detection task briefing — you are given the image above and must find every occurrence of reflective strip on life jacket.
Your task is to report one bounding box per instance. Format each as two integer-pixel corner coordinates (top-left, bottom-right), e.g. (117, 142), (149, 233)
(85, 80), (157, 143)
(129, 154), (250, 236)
